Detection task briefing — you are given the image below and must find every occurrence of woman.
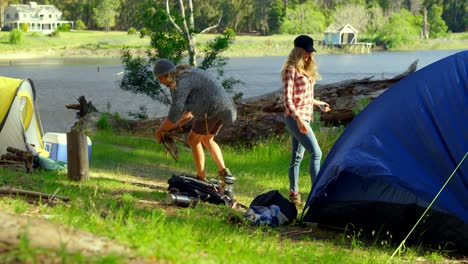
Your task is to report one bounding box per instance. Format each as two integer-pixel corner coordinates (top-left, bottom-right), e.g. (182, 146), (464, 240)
(281, 35), (331, 206)
(154, 59), (237, 195)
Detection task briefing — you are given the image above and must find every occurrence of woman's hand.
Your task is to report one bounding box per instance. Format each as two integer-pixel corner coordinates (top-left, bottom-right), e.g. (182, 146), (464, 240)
(295, 116), (309, 134)
(314, 100), (331, 112)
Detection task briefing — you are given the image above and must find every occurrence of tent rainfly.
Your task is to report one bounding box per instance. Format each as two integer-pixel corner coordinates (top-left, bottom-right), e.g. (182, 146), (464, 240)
(303, 51), (468, 253)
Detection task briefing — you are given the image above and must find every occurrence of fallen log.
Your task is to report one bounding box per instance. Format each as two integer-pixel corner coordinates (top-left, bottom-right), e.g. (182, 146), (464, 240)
(73, 61), (418, 145)
(214, 60), (418, 143)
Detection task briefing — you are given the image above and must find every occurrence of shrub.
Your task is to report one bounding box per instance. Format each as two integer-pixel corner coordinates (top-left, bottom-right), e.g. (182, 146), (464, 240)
(20, 23), (28, 32)
(127, 27), (137, 35)
(48, 29), (60, 38)
(75, 19), (87, 30)
(97, 114), (112, 131)
(57, 24), (71, 32)
(9, 29), (23, 45)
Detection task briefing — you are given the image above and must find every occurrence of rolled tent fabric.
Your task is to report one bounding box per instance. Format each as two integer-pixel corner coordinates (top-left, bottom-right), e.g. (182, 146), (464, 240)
(303, 51), (468, 253)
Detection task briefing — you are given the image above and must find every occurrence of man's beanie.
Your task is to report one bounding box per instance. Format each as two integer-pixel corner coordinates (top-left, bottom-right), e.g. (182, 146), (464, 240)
(154, 58), (176, 77)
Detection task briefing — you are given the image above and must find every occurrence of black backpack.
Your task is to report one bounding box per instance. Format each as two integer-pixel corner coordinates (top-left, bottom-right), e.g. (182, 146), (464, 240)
(167, 175), (227, 205)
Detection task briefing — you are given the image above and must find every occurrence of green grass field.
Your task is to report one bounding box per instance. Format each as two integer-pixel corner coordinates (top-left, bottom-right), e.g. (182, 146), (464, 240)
(0, 30), (466, 60)
(0, 121), (458, 263)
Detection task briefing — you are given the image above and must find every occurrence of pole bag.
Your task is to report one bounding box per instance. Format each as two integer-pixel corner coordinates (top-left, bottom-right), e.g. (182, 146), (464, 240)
(167, 175), (227, 205)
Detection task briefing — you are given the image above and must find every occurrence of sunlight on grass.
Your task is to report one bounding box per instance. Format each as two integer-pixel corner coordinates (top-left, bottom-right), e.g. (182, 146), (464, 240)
(0, 125), (457, 263)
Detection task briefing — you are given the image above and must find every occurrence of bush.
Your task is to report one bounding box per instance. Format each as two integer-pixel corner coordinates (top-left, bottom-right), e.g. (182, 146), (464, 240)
(97, 114), (112, 131)
(127, 27), (137, 35)
(57, 24), (71, 32)
(20, 23), (28, 32)
(48, 29), (60, 38)
(9, 29), (23, 45)
(75, 19), (87, 30)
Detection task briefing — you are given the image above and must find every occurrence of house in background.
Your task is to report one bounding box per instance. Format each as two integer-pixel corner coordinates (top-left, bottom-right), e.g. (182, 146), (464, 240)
(323, 23), (372, 53)
(323, 24), (359, 45)
(3, 1), (73, 33)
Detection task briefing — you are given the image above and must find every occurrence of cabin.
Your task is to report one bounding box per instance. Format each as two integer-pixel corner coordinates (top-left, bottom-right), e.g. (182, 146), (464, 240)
(323, 23), (372, 53)
(2, 2), (73, 33)
(323, 24), (358, 45)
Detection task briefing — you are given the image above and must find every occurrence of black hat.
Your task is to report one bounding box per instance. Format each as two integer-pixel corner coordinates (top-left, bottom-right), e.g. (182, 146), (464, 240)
(294, 35), (317, 53)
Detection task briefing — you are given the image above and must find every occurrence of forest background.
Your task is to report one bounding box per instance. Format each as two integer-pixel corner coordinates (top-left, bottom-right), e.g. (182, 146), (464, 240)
(0, 0), (466, 50)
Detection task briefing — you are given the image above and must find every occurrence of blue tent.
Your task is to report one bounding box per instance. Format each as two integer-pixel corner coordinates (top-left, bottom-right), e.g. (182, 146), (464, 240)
(303, 51), (467, 253)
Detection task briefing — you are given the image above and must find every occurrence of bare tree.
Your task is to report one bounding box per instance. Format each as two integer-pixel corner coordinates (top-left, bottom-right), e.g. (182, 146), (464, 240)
(165, 0), (221, 66)
(333, 4), (369, 33)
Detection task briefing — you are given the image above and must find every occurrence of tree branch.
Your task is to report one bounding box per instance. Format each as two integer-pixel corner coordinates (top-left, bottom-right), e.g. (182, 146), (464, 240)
(165, 0), (183, 34)
(177, 0), (191, 37)
(200, 16), (222, 34)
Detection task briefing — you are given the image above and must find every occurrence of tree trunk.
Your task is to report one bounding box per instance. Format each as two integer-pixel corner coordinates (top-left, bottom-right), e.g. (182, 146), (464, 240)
(67, 130), (89, 181)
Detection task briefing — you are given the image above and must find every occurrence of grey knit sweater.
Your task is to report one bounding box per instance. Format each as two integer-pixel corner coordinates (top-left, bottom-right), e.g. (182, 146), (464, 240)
(167, 68), (237, 124)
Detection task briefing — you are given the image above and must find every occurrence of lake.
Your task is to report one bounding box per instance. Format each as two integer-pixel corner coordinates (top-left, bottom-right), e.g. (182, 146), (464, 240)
(0, 49), (464, 133)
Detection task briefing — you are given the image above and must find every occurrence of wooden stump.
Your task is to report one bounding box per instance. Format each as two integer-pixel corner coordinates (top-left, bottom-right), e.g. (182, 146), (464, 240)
(66, 130), (89, 181)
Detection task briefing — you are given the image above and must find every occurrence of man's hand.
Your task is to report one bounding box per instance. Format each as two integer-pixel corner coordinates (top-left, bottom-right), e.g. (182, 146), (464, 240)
(156, 128), (164, 143)
(156, 118), (176, 143)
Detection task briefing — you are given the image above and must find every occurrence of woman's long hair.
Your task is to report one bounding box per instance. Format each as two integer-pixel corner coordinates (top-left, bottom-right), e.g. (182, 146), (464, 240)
(165, 65), (192, 89)
(280, 47), (320, 81)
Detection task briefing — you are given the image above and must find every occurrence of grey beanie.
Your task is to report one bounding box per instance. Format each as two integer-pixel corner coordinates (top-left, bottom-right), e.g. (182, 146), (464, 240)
(154, 58), (176, 77)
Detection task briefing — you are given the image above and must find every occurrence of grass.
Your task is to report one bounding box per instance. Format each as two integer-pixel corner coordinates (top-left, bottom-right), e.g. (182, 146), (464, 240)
(0, 30), (466, 60)
(0, 124), (458, 263)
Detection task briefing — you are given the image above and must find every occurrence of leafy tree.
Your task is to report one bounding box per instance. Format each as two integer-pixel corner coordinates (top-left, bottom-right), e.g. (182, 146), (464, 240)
(280, 1), (326, 34)
(119, 0), (240, 107)
(378, 8), (421, 48)
(268, 0), (286, 34)
(75, 19), (87, 30)
(93, 0), (120, 31)
(428, 4), (448, 37)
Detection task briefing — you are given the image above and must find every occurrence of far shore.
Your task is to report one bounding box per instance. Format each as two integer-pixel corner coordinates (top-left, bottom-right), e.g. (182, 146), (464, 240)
(0, 31), (466, 61)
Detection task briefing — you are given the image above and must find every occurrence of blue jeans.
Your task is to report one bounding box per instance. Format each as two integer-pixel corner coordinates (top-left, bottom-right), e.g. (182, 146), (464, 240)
(285, 115), (322, 193)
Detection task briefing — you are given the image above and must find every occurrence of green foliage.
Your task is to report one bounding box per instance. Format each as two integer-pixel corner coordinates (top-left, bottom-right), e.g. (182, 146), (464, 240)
(57, 24), (71, 32)
(119, 47), (171, 105)
(377, 9), (421, 48)
(93, 0), (121, 31)
(199, 29), (242, 93)
(20, 23), (28, 33)
(428, 5), (448, 38)
(352, 97), (370, 115)
(267, 0), (286, 34)
(8, 29), (23, 45)
(127, 105), (149, 120)
(127, 27), (137, 35)
(97, 114), (112, 131)
(280, 1), (326, 34)
(120, 1), (240, 106)
(75, 19), (87, 30)
(49, 29), (60, 38)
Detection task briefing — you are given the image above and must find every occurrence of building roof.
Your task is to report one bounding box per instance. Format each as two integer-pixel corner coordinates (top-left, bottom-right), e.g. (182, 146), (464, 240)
(324, 23), (358, 34)
(8, 2), (61, 14)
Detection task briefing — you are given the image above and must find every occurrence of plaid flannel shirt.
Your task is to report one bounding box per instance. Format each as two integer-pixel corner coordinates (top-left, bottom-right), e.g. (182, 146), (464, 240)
(283, 66), (315, 122)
